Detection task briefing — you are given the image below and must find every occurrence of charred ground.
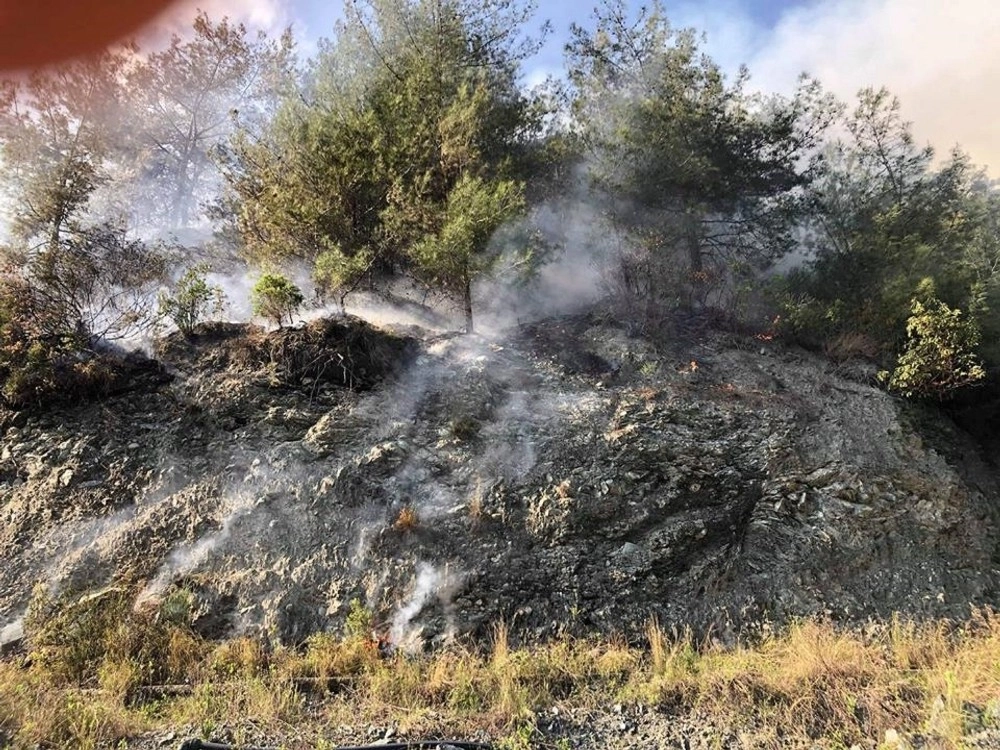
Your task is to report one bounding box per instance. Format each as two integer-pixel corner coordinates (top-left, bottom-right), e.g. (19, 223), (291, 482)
(1, 311), (998, 653)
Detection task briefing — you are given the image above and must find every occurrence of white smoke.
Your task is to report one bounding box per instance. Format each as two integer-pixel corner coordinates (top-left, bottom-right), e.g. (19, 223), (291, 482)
(475, 194), (612, 336)
(389, 562), (462, 653)
(135, 492), (256, 608)
(677, 0), (1000, 173)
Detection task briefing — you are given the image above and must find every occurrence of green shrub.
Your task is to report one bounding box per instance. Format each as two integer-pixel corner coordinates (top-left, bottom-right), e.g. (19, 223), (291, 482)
(251, 273), (304, 328)
(883, 296), (986, 400)
(313, 246), (373, 310)
(776, 291), (844, 346)
(344, 598), (374, 641)
(159, 266), (226, 335)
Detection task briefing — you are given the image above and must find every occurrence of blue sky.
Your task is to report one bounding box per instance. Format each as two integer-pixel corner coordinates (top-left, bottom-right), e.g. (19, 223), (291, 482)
(285, 0), (806, 38)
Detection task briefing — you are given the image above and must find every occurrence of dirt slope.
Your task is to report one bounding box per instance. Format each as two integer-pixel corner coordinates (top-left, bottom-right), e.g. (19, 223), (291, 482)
(1, 312), (998, 650)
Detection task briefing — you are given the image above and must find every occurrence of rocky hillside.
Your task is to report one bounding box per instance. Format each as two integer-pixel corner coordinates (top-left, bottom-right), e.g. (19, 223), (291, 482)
(1, 312), (998, 651)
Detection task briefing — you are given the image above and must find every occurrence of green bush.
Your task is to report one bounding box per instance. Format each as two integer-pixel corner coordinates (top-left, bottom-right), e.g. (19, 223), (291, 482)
(313, 247), (373, 310)
(250, 273), (304, 328)
(159, 266), (226, 335)
(883, 296), (986, 400)
(344, 598), (374, 641)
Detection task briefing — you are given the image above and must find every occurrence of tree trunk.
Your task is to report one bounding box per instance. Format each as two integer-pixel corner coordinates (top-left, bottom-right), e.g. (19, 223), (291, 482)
(685, 217), (703, 276)
(172, 122), (198, 228)
(463, 275), (474, 334)
(685, 211), (705, 310)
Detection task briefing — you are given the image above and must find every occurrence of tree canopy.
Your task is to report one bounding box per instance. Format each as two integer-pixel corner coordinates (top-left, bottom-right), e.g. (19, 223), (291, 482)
(218, 0), (548, 330)
(0, 0), (998, 406)
(565, 1), (838, 313)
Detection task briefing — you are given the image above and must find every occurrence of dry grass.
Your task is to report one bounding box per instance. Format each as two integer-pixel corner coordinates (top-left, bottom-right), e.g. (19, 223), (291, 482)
(394, 505), (420, 532)
(554, 480), (572, 499)
(0, 661), (141, 750)
(823, 331), (881, 362)
(3, 599), (1000, 749)
(467, 481), (485, 526)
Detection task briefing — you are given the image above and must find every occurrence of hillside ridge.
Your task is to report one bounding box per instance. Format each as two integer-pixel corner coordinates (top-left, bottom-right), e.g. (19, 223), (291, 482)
(1, 312), (998, 652)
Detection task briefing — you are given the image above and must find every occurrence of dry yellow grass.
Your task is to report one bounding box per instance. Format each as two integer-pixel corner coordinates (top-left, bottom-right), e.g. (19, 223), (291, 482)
(394, 505), (419, 532)
(3, 599), (1000, 749)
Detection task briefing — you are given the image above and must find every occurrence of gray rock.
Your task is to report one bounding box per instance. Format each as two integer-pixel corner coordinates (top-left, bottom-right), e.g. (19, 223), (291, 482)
(0, 318), (998, 650)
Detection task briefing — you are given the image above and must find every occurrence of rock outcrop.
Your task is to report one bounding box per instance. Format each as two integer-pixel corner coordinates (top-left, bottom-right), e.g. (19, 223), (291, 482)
(1, 312), (997, 647)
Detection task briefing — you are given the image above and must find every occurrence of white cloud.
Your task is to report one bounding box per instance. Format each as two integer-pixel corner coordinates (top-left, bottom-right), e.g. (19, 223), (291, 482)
(146, 0), (291, 41)
(670, 0), (767, 74)
(687, 0), (1000, 173)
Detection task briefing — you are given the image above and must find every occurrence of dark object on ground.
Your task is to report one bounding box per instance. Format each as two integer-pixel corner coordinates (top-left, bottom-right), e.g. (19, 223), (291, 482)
(1, 347), (172, 412)
(159, 317), (418, 390)
(178, 740), (491, 750)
